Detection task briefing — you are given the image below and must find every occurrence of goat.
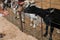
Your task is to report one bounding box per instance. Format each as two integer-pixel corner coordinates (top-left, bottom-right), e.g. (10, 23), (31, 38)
(23, 3), (60, 40)
(3, 0), (11, 10)
(22, 0), (40, 28)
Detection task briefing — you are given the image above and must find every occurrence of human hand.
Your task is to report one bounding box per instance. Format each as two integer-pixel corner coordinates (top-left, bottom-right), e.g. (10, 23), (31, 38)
(3, 10), (9, 16)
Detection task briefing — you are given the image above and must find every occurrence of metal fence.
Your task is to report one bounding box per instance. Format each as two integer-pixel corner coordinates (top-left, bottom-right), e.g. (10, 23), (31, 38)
(5, 0), (60, 40)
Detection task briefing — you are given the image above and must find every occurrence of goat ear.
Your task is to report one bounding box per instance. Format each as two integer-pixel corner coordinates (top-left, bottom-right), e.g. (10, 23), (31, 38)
(28, 2), (31, 7)
(29, 2), (31, 5)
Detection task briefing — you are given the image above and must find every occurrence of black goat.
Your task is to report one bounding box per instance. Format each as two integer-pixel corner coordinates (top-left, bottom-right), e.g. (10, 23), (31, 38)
(24, 5), (60, 40)
(3, 0), (11, 9)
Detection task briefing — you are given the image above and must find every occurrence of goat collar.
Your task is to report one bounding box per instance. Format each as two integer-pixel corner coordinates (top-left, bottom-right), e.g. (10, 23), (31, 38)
(50, 9), (54, 13)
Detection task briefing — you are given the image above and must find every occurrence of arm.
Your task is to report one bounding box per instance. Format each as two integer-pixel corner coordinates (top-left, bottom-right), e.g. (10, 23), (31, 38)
(0, 8), (9, 16)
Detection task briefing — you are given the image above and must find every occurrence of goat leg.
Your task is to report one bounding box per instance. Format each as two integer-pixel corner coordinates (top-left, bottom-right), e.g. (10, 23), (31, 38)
(49, 25), (54, 40)
(44, 25), (48, 37)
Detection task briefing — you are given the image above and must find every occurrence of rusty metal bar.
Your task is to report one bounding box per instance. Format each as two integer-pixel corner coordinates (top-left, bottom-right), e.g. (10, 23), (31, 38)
(19, 12), (24, 32)
(40, 0), (43, 40)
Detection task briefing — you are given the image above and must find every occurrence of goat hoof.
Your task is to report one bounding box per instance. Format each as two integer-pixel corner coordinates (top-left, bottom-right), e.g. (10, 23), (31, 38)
(15, 17), (19, 19)
(44, 34), (47, 37)
(22, 21), (25, 23)
(15, 17), (17, 19)
(49, 38), (52, 40)
(44, 33), (47, 37)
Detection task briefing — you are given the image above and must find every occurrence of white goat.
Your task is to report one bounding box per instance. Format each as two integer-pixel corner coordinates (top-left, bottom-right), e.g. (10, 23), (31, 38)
(23, 0), (40, 28)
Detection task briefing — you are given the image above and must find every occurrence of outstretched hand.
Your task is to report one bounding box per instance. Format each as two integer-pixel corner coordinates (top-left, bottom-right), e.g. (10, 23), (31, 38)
(0, 7), (9, 17)
(3, 10), (9, 16)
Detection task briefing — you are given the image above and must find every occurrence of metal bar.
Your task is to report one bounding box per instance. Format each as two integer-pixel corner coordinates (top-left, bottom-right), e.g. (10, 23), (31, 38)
(40, 0), (43, 40)
(22, 12), (25, 31)
(19, 12), (24, 32)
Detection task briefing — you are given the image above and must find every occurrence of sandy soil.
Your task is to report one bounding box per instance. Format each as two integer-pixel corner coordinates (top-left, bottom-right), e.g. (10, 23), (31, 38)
(0, 17), (37, 40)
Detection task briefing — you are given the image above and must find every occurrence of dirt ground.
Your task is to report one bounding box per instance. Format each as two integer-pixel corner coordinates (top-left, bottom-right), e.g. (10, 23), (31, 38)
(0, 17), (38, 40)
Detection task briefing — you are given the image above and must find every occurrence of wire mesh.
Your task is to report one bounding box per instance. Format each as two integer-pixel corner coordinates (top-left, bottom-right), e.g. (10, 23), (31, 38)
(4, 0), (60, 40)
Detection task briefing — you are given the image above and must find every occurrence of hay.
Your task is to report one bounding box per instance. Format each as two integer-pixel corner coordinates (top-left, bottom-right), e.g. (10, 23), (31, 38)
(0, 17), (37, 40)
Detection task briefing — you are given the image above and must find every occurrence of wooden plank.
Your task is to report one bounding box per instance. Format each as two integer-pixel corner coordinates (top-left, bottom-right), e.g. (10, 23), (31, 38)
(35, 0), (60, 9)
